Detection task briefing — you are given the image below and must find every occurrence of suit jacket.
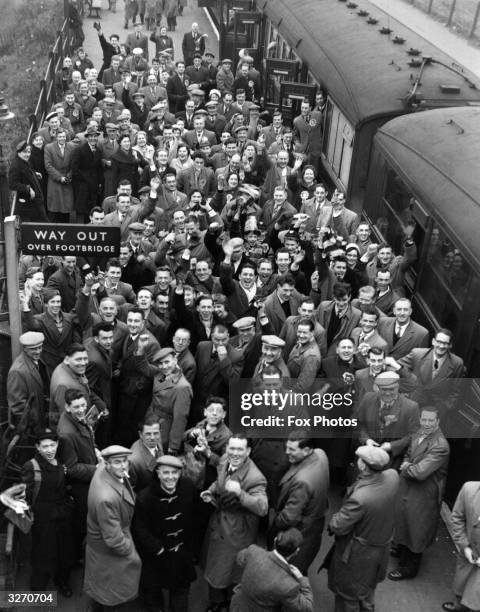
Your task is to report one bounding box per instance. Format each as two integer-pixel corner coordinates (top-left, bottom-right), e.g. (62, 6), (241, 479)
(125, 32), (149, 60)
(375, 287), (402, 316)
(398, 348), (464, 419)
(118, 330), (160, 397)
(262, 125), (287, 149)
(329, 207), (360, 241)
(113, 80), (138, 100)
(176, 165), (216, 197)
(71, 142), (104, 213)
(354, 366), (418, 406)
(182, 31), (205, 65)
(22, 310), (82, 378)
(274, 449), (329, 534)
(350, 327), (389, 367)
(183, 129), (217, 150)
(46, 267), (83, 313)
(129, 438), (163, 491)
(356, 391), (419, 460)
(138, 84), (167, 110)
(260, 198), (297, 236)
(279, 315), (327, 358)
(377, 317), (429, 360)
(194, 341), (244, 407)
(263, 289), (312, 336)
(287, 339), (322, 393)
(292, 111), (323, 154)
(166, 73), (188, 114)
(85, 338), (113, 410)
(204, 114), (227, 140)
(316, 301), (362, 356)
(7, 352), (47, 431)
(57, 410), (97, 486)
(261, 165), (294, 202)
(219, 262), (257, 319)
(102, 66), (122, 87)
(230, 545), (314, 612)
(450, 482), (480, 609)
(300, 198), (332, 234)
(176, 348), (197, 386)
(185, 64), (210, 89)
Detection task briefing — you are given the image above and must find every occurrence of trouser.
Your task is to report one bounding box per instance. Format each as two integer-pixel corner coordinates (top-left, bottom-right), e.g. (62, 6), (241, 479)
(143, 587), (189, 612)
(398, 544), (422, 576)
(334, 592), (375, 612)
(167, 16), (176, 30)
(30, 567), (70, 591)
(85, 598), (134, 612)
(209, 585), (235, 607)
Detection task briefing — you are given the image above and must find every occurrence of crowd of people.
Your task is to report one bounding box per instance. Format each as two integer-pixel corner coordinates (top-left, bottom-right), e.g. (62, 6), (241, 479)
(4, 3), (480, 612)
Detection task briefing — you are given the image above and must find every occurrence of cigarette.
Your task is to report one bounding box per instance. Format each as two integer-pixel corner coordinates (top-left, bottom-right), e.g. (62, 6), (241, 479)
(122, 470), (130, 479)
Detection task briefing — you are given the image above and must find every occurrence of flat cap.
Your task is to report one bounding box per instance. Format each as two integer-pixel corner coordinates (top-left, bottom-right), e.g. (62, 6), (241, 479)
(101, 445), (132, 459)
(374, 371), (400, 387)
(170, 239), (186, 254)
(118, 110), (131, 119)
(356, 446), (390, 471)
(20, 331), (45, 347)
(105, 122), (119, 130)
(138, 185), (151, 194)
(45, 111), (58, 122)
(205, 100), (218, 109)
(193, 109), (208, 117)
(103, 97), (116, 105)
(120, 67), (131, 74)
(204, 50), (215, 58)
(191, 88), (205, 97)
(221, 58), (232, 64)
(43, 288), (60, 303)
(132, 47), (143, 55)
(233, 125), (248, 134)
(261, 335), (285, 348)
(156, 454), (183, 469)
(128, 222), (145, 232)
(233, 316), (256, 330)
(284, 230), (299, 242)
(153, 347), (176, 362)
(248, 104), (260, 112)
(132, 91), (145, 98)
(150, 102), (164, 111)
(85, 125), (101, 136)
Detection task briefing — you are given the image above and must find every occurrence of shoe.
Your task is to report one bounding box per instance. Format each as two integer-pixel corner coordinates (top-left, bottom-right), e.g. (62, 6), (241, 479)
(388, 568), (416, 581)
(442, 603), (470, 612)
(56, 583), (73, 598)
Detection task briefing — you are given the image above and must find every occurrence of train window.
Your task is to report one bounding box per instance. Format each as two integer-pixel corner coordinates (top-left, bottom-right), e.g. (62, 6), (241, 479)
(419, 224), (472, 331)
(321, 100), (353, 190)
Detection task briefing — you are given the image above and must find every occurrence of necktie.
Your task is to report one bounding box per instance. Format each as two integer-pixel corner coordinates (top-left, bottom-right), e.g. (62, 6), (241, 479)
(136, 33), (140, 40)
(434, 359), (439, 370)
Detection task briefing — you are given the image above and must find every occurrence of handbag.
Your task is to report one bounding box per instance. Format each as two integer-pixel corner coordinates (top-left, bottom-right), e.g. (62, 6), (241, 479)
(4, 458), (42, 535)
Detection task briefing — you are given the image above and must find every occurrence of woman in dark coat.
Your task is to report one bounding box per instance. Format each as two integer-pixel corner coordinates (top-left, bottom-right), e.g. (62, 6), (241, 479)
(288, 164), (318, 211)
(133, 457), (197, 612)
(22, 429), (74, 596)
(111, 134), (142, 196)
(8, 142), (49, 222)
(29, 133), (48, 203)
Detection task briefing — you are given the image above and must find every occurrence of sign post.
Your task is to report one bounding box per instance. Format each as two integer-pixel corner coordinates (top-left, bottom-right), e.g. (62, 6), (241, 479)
(20, 224), (121, 257)
(4, 216), (21, 360)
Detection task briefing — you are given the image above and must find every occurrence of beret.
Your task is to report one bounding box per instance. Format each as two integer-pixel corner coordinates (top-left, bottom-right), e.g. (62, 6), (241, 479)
(374, 371), (400, 387)
(20, 331), (45, 347)
(261, 335), (285, 348)
(128, 222), (144, 232)
(356, 446), (390, 471)
(35, 428), (58, 443)
(156, 454), (183, 469)
(16, 140), (30, 153)
(132, 47), (143, 55)
(101, 445), (132, 459)
(233, 316), (256, 330)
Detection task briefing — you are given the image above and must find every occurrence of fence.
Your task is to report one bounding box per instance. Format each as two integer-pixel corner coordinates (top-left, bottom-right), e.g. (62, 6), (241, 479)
(409, 0), (480, 39)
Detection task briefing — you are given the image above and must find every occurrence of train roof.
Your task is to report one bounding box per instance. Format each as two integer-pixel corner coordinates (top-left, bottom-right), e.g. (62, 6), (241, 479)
(375, 106), (480, 269)
(262, 0), (480, 125)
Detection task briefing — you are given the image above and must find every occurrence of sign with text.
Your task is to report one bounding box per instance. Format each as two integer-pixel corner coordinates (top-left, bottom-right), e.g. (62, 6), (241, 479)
(21, 224), (120, 257)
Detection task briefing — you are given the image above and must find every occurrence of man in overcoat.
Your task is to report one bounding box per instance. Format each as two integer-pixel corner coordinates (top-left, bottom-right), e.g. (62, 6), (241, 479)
(83, 445), (141, 609)
(270, 432), (329, 574)
(7, 332), (48, 433)
(201, 434), (268, 611)
(442, 481), (480, 612)
(389, 406), (449, 580)
(71, 125), (104, 222)
(327, 445), (400, 612)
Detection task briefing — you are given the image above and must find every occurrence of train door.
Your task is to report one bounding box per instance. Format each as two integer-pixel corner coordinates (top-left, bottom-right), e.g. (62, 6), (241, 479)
(263, 59), (299, 114)
(278, 82), (316, 125)
(218, 1), (262, 71)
